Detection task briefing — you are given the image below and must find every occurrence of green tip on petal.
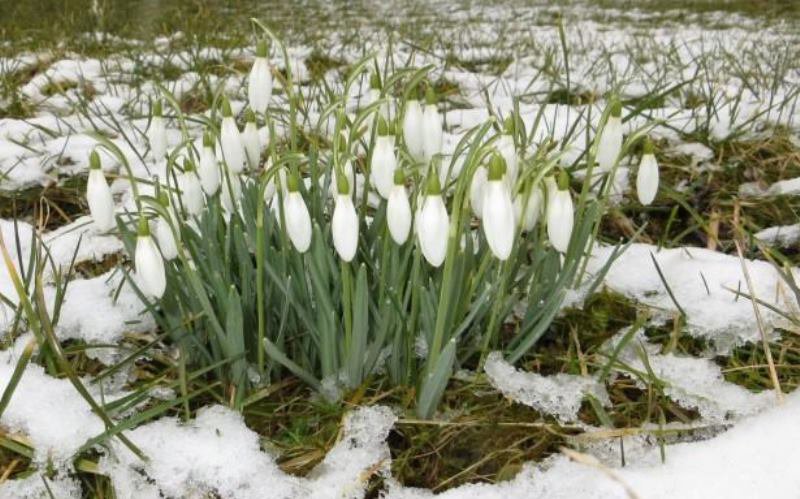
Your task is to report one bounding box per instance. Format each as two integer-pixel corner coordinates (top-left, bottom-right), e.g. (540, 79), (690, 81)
(643, 136), (655, 155)
(487, 153), (506, 181)
(203, 131), (215, 148)
(425, 171), (442, 195)
(245, 108), (256, 122)
(183, 157), (195, 172)
(221, 98), (233, 118)
(336, 170), (349, 195)
(393, 168), (405, 185)
(158, 191), (170, 207)
(557, 170), (570, 190)
(610, 98), (622, 118)
(153, 100), (162, 118)
(377, 116), (389, 136)
(137, 216), (150, 237)
(89, 150), (101, 170)
(256, 39), (268, 58)
(370, 72), (381, 90)
(425, 86), (436, 105)
(287, 170), (300, 192)
(503, 116), (515, 135)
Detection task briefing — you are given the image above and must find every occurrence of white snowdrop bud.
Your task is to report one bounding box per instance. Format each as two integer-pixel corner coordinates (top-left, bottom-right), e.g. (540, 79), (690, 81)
(546, 173), (574, 253)
(515, 183), (544, 231)
(148, 100), (167, 161)
(597, 99), (623, 172)
(482, 154), (515, 260)
(496, 133), (518, 188)
(329, 156), (355, 199)
(636, 138), (659, 206)
(284, 171), (312, 253)
(387, 169), (411, 245)
(469, 166), (488, 218)
(248, 40), (273, 115)
(371, 118), (397, 199)
(264, 163), (287, 203)
(220, 98), (245, 174)
(422, 88), (443, 163)
(135, 217), (166, 298)
(154, 194), (178, 261)
(416, 174), (449, 267)
(402, 98), (424, 162)
(331, 174), (359, 262)
(198, 132), (220, 195)
(179, 158), (204, 216)
(242, 109), (261, 170)
(86, 151), (115, 232)
(220, 172), (242, 215)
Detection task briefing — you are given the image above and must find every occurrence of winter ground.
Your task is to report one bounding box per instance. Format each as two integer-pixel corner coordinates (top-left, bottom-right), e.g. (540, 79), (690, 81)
(2, 0), (800, 497)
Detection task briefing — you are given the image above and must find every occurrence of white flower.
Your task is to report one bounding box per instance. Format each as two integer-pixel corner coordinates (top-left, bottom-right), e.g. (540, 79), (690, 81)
(422, 90), (442, 163)
(148, 101), (167, 161)
(264, 164), (287, 203)
(135, 218), (166, 298)
(248, 40), (273, 115)
(387, 171), (411, 244)
(416, 175), (449, 267)
(402, 99), (424, 162)
(371, 128), (397, 199)
(284, 173), (312, 253)
(154, 213), (178, 261)
(515, 184), (544, 231)
(331, 176), (358, 261)
(481, 155), (515, 260)
(198, 132), (220, 195)
(220, 173), (242, 215)
(242, 109), (261, 170)
(496, 134), (518, 188)
(637, 138), (659, 205)
(179, 159), (204, 216)
(220, 99), (245, 174)
(469, 166), (488, 218)
(597, 100), (623, 172)
(329, 159), (355, 198)
(546, 175), (574, 253)
(86, 151), (115, 232)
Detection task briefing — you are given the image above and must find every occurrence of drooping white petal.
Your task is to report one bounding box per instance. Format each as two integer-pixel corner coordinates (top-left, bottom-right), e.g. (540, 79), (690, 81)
(402, 100), (424, 162)
(597, 116), (622, 172)
(636, 153), (659, 205)
(147, 116), (167, 161)
(546, 180), (574, 253)
(515, 185), (544, 231)
(469, 166), (488, 218)
(248, 58), (273, 114)
(417, 194), (449, 267)
(220, 116), (245, 174)
(496, 134), (518, 188)
(242, 121), (261, 169)
(422, 103), (443, 162)
(387, 184), (411, 244)
(329, 161), (355, 198)
(370, 136), (397, 199)
(284, 191), (312, 253)
(331, 194), (359, 261)
(198, 145), (220, 195)
(154, 217), (178, 260)
(179, 171), (204, 216)
(87, 169), (115, 232)
(482, 180), (515, 260)
(220, 173), (242, 215)
(135, 235), (166, 298)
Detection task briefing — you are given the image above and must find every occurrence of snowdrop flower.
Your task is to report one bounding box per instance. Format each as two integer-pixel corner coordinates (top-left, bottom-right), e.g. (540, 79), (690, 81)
(515, 183), (544, 231)
(220, 98), (245, 174)
(481, 154), (515, 260)
(284, 171), (312, 253)
(220, 172), (242, 215)
(597, 99), (623, 172)
(242, 109), (261, 170)
(248, 39), (273, 115)
(387, 169), (411, 245)
(416, 173), (449, 267)
(264, 162), (287, 203)
(422, 88), (442, 163)
(198, 132), (220, 195)
(330, 155), (355, 199)
(546, 173), (574, 253)
(636, 137), (659, 205)
(148, 100), (167, 161)
(497, 118), (518, 188)
(86, 150), (115, 232)
(402, 97), (424, 162)
(135, 217), (166, 299)
(154, 194), (178, 261)
(370, 117), (397, 199)
(179, 158), (204, 216)
(469, 166), (488, 218)
(331, 174), (359, 262)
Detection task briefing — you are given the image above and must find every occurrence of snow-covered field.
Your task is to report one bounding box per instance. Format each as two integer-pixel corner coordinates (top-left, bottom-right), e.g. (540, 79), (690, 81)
(2, 1), (800, 497)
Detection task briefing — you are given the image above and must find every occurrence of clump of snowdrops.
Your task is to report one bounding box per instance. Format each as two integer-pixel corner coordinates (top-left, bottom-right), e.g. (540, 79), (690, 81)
(86, 30), (659, 417)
